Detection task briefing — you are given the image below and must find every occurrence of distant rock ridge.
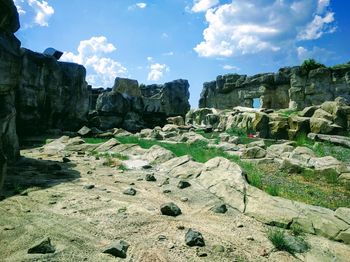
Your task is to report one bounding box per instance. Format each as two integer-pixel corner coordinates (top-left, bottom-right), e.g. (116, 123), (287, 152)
(199, 65), (350, 110)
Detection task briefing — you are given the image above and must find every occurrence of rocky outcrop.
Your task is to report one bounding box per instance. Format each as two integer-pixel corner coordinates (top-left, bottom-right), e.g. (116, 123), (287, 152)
(16, 48), (90, 137)
(200, 66), (350, 110)
(89, 78), (190, 132)
(187, 99), (350, 139)
(0, 0), (21, 193)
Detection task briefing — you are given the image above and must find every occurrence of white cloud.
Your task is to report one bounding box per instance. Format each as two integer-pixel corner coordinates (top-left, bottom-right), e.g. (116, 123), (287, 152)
(161, 33), (169, 38)
(297, 12), (336, 40)
(194, 0), (336, 57)
(61, 36), (127, 88)
(147, 63), (169, 81)
(128, 2), (147, 10)
(162, 51), (174, 56)
(136, 3), (147, 9)
(147, 56), (154, 62)
(222, 65), (239, 71)
(192, 0), (219, 13)
(14, 0), (54, 27)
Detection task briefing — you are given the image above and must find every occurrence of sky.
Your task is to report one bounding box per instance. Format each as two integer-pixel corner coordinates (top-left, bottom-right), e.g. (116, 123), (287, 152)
(13, 0), (350, 107)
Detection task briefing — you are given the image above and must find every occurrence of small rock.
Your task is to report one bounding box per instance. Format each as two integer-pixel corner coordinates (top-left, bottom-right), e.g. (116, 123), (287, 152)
(142, 164), (153, 169)
(180, 197), (188, 202)
(62, 157), (71, 163)
(163, 189), (171, 194)
(3, 225), (15, 231)
(87, 171), (93, 175)
(123, 188), (137, 196)
(177, 180), (191, 189)
(197, 251), (208, 257)
(168, 243), (175, 249)
(129, 182), (135, 186)
(28, 237), (56, 254)
(83, 184), (95, 190)
(137, 177), (144, 181)
(185, 229), (205, 247)
(236, 223), (244, 228)
(177, 225), (185, 230)
(102, 240), (129, 258)
(49, 201), (57, 205)
(145, 174), (157, 182)
(158, 235), (167, 241)
(160, 202), (182, 217)
(212, 245), (225, 253)
(211, 204), (227, 214)
(246, 236), (254, 241)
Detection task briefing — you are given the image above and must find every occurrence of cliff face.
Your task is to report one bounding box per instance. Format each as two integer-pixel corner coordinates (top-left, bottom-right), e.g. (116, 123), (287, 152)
(199, 66), (350, 110)
(16, 49), (90, 136)
(0, 0), (21, 192)
(90, 79), (191, 132)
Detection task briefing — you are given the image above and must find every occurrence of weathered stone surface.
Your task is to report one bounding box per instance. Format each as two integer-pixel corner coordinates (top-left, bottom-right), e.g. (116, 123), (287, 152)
(17, 48), (90, 136)
(0, 0), (21, 193)
(199, 66), (350, 111)
(142, 145), (175, 164)
(197, 157), (246, 212)
(241, 146), (266, 159)
(113, 77), (141, 97)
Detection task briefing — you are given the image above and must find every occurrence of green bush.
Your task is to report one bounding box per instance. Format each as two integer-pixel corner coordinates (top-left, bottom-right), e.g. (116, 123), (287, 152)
(266, 184), (279, 196)
(300, 59), (326, 75)
(267, 229), (294, 253)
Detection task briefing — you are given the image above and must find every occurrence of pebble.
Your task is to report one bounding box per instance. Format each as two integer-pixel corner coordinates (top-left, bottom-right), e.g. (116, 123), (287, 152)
(28, 237), (55, 254)
(123, 187), (137, 196)
(160, 202), (182, 217)
(185, 229), (205, 247)
(178, 180), (191, 189)
(83, 184), (95, 190)
(180, 197), (188, 202)
(145, 174), (157, 182)
(102, 240), (129, 258)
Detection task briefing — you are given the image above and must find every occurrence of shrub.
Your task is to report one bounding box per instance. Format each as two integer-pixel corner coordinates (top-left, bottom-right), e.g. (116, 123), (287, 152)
(267, 229), (294, 253)
(266, 184), (279, 196)
(300, 59), (326, 75)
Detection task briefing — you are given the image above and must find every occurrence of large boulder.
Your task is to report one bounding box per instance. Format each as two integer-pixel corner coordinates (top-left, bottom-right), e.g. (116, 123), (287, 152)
(0, 0), (21, 193)
(113, 77), (141, 97)
(16, 49), (90, 136)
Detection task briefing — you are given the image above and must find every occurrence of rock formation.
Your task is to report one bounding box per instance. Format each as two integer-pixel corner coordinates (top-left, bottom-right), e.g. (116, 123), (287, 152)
(89, 78), (190, 132)
(199, 66), (350, 110)
(0, 0), (21, 193)
(16, 48), (90, 137)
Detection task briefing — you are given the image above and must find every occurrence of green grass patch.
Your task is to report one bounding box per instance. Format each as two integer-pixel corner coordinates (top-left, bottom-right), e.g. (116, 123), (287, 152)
(84, 137), (110, 144)
(268, 229), (294, 253)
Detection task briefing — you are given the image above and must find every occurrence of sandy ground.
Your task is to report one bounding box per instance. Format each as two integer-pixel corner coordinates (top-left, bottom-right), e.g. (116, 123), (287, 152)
(0, 143), (348, 261)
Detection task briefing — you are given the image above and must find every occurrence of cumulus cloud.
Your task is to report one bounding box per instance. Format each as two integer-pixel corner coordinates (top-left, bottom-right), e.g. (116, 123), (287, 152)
(191, 0), (219, 13)
(222, 65), (239, 71)
(194, 0), (336, 57)
(162, 51), (174, 56)
(14, 0), (54, 27)
(298, 12), (336, 40)
(128, 2), (147, 10)
(61, 36), (127, 88)
(147, 63), (169, 81)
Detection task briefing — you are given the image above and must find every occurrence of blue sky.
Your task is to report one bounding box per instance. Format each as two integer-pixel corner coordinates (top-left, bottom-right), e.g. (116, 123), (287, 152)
(14, 0), (350, 107)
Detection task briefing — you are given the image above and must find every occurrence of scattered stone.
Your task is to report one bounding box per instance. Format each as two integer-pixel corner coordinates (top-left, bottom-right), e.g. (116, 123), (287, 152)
(163, 189), (172, 194)
(62, 157), (71, 163)
(212, 245), (225, 253)
(145, 174), (157, 182)
(83, 184), (95, 190)
(177, 180), (191, 189)
(197, 251), (208, 257)
(28, 237), (56, 254)
(177, 225), (185, 230)
(160, 202), (182, 217)
(168, 243), (175, 249)
(129, 182), (135, 186)
(236, 223), (244, 228)
(87, 171), (93, 175)
(142, 164), (153, 169)
(3, 225), (15, 231)
(181, 197), (188, 202)
(246, 236), (254, 241)
(123, 188), (137, 196)
(77, 126), (92, 137)
(49, 201), (57, 205)
(211, 204), (227, 214)
(158, 235), (167, 241)
(185, 229), (205, 247)
(102, 240), (129, 258)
